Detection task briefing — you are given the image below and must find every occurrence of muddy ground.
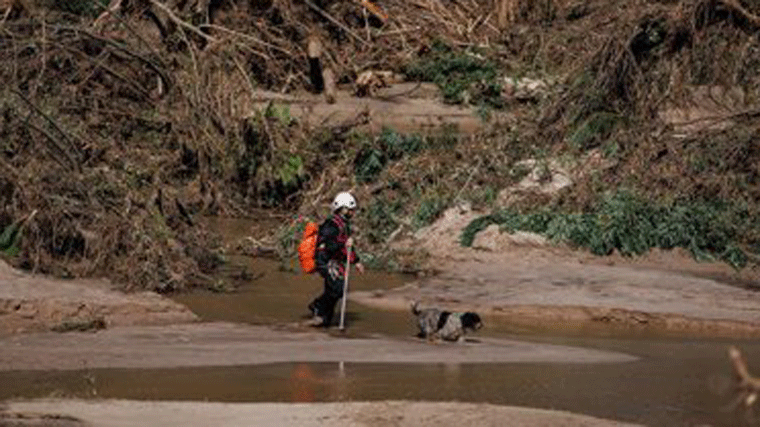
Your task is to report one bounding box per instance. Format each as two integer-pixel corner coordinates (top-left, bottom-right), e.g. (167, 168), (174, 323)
(2, 210), (760, 426)
(0, 400), (644, 427)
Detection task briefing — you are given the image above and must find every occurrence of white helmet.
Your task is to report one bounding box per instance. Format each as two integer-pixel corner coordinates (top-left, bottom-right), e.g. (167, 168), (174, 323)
(332, 191), (357, 211)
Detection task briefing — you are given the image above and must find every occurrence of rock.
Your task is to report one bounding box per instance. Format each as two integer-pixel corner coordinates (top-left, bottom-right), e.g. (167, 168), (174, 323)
(472, 225), (548, 251)
(497, 158), (573, 208)
(502, 77), (551, 102)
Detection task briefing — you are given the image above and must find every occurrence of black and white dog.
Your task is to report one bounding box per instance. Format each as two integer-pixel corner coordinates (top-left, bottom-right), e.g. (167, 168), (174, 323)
(411, 301), (483, 342)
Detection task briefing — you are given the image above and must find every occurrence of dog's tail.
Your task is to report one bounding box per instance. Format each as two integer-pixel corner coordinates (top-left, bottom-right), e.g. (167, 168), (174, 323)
(411, 300), (421, 315)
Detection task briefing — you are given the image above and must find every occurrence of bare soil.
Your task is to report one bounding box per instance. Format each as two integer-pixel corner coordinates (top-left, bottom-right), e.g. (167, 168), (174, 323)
(354, 206), (760, 339)
(0, 261), (197, 336)
(0, 400), (643, 427)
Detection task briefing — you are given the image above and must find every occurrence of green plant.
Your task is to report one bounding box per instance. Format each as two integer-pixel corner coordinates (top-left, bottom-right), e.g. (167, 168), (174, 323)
(380, 128), (424, 159)
(51, 0), (105, 16)
(413, 195), (448, 229)
(278, 155), (304, 186)
(276, 214), (315, 261)
(470, 185), (497, 208)
(354, 145), (386, 183)
(461, 191), (759, 269)
(404, 41), (502, 106)
(0, 211), (37, 257)
(364, 197), (403, 244)
(568, 112), (621, 150)
(264, 102), (294, 126)
(354, 129), (428, 183)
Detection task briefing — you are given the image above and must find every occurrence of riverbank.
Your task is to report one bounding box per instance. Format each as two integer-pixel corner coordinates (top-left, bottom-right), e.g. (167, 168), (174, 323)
(0, 400), (644, 427)
(353, 206), (760, 339)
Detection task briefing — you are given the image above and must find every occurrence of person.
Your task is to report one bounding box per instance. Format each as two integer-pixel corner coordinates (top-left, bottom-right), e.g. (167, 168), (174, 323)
(307, 191), (365, 327)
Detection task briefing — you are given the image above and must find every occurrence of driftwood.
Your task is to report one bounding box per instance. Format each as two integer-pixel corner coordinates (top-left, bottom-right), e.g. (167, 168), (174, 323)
(729, 346), (760, 408)
(496, 0), (517, 29)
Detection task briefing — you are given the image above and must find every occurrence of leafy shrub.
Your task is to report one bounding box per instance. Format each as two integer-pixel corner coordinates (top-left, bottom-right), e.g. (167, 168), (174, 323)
(51, 0), (104, 17)
(354, 129), (427, 183)
(404, 41), (502, 107)
(364, 197), (403, 244)
(413, 195), (449, 229)
(461, 191), (758, 269)
(354, 146), (386, 184)
(276, 214), (315, 261)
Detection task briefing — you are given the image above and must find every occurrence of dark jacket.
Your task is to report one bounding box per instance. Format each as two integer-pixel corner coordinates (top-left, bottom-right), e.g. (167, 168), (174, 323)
(315, 213), (359, 271)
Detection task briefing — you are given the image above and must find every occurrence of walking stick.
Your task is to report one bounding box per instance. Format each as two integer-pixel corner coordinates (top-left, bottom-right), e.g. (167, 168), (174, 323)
(338, 242), (351, 331)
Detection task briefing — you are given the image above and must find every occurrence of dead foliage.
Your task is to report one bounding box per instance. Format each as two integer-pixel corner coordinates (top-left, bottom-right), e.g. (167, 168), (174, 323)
(2, 0), (760, 285)
(0, 10), (229, 291)
(533, 0), (760, 211)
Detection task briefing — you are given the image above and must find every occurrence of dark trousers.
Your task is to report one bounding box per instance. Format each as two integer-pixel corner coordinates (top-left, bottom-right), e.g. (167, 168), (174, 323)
(309, 266), (344, 326)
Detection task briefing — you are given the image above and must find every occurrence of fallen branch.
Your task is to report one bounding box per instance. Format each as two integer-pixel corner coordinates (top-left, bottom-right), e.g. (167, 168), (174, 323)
(92, 0), (122, 28)
(302, 0), (370, 47)
(11, 89), (82, 171)
(202, 24), (291, 55)
(149, 0), (216, 42)
(718, 0), (760, 30)
(71, 27), (172, 94)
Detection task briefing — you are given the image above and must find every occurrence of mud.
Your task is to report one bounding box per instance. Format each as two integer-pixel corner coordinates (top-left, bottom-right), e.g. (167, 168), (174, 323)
(0, 401), (643, 427)
(0, 322), (635, 371)
(0, 261), (197, 336)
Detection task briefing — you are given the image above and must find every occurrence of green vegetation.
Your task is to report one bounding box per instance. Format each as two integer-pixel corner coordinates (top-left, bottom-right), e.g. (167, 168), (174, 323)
(50, 0), (105, 17)
(568, 112), (622, 150)
(354, 128), (425, 183)
(364, 197), (403, 245)
(461, 191), (759, 269)
(276, 214), (315, 261)
(404, 41), (504, 108)
(0, 211), (37, 258)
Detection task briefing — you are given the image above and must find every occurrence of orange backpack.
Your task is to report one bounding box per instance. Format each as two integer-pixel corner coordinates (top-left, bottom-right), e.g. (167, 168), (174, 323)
(297, 221), (319, 274)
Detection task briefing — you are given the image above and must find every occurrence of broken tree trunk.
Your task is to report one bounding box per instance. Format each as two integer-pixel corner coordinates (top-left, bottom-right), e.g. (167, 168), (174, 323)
(307, 34), (324, 94)
(323, 67), (336, 104)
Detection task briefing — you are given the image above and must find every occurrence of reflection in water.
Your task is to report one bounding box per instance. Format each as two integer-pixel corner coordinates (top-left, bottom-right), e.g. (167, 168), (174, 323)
(1, 352), (759, 426)
(290, 363), (315, 402)
(288, 362), (352, 403)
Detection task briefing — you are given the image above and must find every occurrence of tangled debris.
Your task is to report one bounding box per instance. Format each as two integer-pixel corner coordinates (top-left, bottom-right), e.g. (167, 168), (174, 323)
(1, 0), (760, 288)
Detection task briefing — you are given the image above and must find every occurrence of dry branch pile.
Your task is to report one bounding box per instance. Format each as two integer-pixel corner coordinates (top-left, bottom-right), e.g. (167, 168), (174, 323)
(2, 0), (760, 287)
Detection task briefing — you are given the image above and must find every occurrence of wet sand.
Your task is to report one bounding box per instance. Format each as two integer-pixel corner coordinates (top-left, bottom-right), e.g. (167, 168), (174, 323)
(1, 400), (644, 427)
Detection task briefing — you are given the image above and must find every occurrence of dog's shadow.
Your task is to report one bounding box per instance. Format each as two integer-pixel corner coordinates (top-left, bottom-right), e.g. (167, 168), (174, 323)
(412, 335), (483, 344)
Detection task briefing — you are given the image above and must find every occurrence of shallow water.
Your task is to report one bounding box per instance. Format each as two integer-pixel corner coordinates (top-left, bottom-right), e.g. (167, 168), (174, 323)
(3, 217), (760, 427)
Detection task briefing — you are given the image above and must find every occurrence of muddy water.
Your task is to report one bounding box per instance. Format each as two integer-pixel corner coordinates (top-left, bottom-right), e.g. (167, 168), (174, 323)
(3, 217), (760, 427)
